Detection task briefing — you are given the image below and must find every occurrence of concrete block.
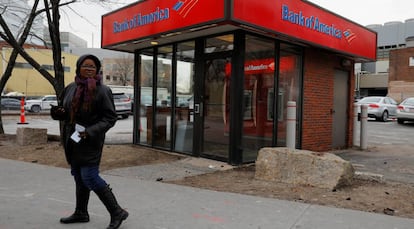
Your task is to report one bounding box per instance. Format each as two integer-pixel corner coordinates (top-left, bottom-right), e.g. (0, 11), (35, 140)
(16, 127), (47, 146)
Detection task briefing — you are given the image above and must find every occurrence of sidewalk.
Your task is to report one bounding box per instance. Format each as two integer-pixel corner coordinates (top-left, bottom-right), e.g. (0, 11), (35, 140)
(1, 158), (413, 229)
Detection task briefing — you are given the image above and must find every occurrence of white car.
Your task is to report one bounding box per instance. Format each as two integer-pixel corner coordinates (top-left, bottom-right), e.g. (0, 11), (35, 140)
(397, 97), (414, 124)
(113, 92), (132, 119)
(24, 95), (57, 113)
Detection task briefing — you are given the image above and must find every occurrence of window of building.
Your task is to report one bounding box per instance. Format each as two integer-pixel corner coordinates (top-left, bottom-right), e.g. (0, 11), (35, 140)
(174, 41), (195, 153)
(242, 34), (275, 162)
(276, 43), (303, 149)
(41, 65), (54, 71)
(154, 45), (173, 149)
(139, 49), (154, 146)
(15, 62), (33, 69)
(112, 63), (118, 71)
(205, 34), (234, 53)
(409, 57), (414, 66)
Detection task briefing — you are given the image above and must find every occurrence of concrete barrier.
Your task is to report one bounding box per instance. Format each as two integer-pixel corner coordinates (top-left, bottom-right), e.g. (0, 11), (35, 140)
(16, 127), (47, 146)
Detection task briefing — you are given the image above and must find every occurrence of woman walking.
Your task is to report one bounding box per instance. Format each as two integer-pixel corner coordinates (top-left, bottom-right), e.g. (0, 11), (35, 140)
(51, 54), (128, 229)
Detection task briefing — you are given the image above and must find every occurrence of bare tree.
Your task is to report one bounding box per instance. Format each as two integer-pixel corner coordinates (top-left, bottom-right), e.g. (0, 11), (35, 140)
(0, 0), (46, 133)
(113, 54), (134, 86)
(0, 0), (112, 134)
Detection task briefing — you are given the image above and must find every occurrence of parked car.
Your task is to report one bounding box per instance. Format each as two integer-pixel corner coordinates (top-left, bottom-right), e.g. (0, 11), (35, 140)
(113, 92), (132, 119)
(1, 98), (21, 110)
(355, 96), (398, 122)
(396, 97), (414, 124)
(24, 95), (57, 113)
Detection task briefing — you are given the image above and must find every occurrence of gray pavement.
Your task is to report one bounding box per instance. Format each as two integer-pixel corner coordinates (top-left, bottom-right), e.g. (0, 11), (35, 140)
(1, 158), (414, 229)
(335, 144), (414, 184)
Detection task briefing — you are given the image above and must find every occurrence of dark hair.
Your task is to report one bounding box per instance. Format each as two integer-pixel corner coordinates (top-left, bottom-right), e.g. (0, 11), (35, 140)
(75, 54), (101, 76)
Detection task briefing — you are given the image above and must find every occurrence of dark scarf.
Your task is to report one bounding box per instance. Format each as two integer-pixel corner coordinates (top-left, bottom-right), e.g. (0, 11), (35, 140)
(71, 74), (102, 123)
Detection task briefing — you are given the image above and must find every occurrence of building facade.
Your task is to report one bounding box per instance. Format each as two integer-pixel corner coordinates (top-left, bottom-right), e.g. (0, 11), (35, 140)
(43, 31), (88, 51)
(1, 47), (78, 96)
(388, 46), (414, 101)
(1, 46), (135, 96)
(101, 0), (376, 164)
(358, 19), (414, 100)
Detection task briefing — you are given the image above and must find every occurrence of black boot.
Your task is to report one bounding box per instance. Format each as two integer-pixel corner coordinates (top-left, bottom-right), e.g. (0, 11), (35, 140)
(60, 184), (90, 224)
(95, 185), (128, 229)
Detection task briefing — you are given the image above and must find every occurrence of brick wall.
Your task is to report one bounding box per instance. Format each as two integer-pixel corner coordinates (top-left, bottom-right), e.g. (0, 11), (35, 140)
(301, 48), (354, 152)
(389, 48), (414, 82)
(388, 81), (414, 102)
(388, 48), (414, 102)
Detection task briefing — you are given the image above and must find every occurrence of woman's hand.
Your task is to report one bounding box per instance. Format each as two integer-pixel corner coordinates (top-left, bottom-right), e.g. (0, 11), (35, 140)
(50, 105), (67, 120)
(78, 131), (88, 139)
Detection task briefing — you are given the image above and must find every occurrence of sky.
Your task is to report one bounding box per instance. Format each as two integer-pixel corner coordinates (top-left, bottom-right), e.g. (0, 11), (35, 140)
(309, 0), (414, 26)
(58, 0), (414, 48)
(58, 0), (135, 48)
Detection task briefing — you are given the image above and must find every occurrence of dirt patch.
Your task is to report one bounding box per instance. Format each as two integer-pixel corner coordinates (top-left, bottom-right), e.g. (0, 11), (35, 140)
(168, 165), (414, 219)
(0, 134), (182, 171)
(1, 134), (413, 219)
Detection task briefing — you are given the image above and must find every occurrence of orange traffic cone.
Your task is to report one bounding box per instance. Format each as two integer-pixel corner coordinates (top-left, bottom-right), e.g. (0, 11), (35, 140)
(17, 97), (28, 124)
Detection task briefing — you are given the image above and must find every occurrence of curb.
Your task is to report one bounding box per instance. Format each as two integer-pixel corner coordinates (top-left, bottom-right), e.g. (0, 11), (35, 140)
(354, 171), (385, 183)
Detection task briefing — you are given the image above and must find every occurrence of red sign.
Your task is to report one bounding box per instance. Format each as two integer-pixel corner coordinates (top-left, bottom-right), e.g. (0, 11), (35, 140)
(232, 0), (377, 60)
(225, 57), (295, 76)
(102, 0), (226, 47)
(102, 0), (376, 61)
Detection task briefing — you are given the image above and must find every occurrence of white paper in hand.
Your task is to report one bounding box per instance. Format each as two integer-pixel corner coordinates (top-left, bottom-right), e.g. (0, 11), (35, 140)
(70, 124), (86, 143)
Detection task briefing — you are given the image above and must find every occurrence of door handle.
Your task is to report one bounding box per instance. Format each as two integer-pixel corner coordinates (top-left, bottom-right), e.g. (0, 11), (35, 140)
(195, 104), (200, 114)
(194, 103), (203, 116)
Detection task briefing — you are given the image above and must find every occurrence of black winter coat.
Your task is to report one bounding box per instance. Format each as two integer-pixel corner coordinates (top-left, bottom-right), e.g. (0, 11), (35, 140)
(56, 82), (117, 166)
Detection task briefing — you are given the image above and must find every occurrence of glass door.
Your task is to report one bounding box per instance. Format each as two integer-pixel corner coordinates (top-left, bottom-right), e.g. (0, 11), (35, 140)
(199, 57), (231, 160)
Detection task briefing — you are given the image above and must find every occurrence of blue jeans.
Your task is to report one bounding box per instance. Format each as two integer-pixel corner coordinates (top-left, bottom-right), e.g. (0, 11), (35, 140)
(71, 165), (107, 191)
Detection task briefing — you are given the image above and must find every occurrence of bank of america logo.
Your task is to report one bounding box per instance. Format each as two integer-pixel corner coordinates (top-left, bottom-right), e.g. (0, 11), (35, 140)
(343, 29), (357, 43)
(173, 0), (199, 18)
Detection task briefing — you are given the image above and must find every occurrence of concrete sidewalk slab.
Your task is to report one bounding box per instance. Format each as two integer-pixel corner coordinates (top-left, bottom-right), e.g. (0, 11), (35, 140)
(103, 157), (234, 181)
(1, 158), (413, 229)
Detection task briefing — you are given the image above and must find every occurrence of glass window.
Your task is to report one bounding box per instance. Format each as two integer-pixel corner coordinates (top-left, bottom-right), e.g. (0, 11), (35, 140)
(154, 46), (173, 149)
(174, 41), (195, 153)
(41, 65), (54, 71)
(15, 62), (33, 69)
(242, 34), (275, 162)
(276, 43), (302, 148)
(205, 34), (234, 53)
(139, 49), (154, 145)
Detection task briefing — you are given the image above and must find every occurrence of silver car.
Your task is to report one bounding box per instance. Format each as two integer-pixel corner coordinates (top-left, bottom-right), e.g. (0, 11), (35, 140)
(397, 97), (414, 124)
(356, 96), (398, 122)
(1, 98), (21, 110)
